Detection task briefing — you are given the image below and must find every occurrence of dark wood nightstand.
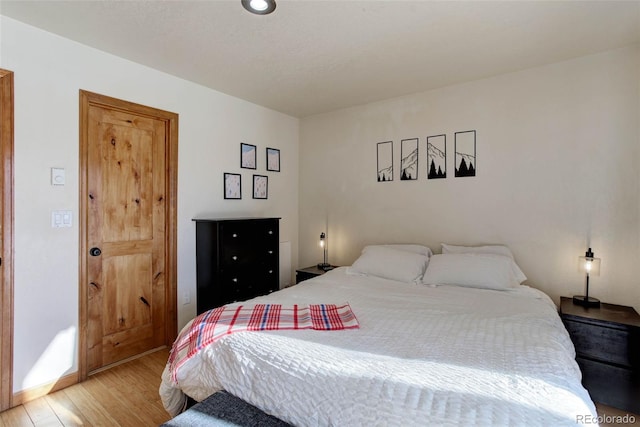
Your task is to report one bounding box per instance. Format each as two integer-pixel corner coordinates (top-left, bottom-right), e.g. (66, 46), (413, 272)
(295, 265), (335, 284)
(559, 296), (640, 414)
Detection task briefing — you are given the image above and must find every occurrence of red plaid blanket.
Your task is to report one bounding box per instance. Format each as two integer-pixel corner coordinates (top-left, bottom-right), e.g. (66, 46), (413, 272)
(168, 303), (359, 383)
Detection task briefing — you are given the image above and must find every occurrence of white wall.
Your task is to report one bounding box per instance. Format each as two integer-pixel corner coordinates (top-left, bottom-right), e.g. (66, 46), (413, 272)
(1, 16), (299, 393)
(299, 45), (640, 312)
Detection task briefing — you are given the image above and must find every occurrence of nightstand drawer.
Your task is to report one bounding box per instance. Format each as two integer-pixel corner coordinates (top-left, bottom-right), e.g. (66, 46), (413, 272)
(577, 357), (640, 414)
(564, 320), (634, 367)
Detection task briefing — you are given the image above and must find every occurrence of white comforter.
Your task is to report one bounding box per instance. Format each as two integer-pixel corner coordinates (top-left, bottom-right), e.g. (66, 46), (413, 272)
(160, 267), (598, 426)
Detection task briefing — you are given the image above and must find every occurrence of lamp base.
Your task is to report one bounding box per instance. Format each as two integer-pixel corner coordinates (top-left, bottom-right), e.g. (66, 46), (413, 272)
(317, 263), (334, 272)
(572, 295), (600, 308)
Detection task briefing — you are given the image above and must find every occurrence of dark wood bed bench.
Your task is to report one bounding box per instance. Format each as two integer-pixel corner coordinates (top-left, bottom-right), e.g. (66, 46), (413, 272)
(161, 390), (292, 426)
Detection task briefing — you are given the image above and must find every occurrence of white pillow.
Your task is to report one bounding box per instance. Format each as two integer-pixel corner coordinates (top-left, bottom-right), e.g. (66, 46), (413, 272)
(348, 246), (429, 283)
(441, 243), (527, 284)
(422, 253), (519, 290)
(363, 244), (433, 258)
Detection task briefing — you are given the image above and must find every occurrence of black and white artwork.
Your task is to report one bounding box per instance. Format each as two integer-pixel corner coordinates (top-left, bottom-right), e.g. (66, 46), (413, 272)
(241, 143), (257, 169)
(400, 138), (418, 180)
(427, 134), (447, 179)
(377, 141), (393, 182)
(455, 130), (476, 177)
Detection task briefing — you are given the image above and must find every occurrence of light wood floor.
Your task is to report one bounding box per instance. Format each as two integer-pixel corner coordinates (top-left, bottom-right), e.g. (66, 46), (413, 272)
(0, 347), (637, 426)
(597, 403), (640, 427)
(0, 348), (172, 427)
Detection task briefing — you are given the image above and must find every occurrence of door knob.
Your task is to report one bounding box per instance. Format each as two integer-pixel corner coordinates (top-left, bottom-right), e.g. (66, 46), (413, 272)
(89, 247), (102, 257)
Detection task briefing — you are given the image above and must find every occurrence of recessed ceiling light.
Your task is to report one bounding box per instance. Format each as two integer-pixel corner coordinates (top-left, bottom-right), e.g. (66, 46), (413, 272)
(241, 0), (276, 15)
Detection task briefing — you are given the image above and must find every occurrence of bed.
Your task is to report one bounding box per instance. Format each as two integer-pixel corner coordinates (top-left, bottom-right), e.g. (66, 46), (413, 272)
(160, 244), (599, 426)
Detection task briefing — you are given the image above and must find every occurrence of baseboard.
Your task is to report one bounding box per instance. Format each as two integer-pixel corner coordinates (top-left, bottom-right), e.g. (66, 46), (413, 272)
(88, 345), (167, 376)
(12, 372), (78, 406)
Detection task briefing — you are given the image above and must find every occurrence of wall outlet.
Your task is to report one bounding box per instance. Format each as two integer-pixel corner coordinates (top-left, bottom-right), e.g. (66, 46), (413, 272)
(183, 291), (191, 305)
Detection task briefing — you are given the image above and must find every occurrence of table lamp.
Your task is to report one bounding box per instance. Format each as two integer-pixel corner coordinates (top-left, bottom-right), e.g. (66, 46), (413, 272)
(573, 247), (601, 307)
(317, 232), (333, 271)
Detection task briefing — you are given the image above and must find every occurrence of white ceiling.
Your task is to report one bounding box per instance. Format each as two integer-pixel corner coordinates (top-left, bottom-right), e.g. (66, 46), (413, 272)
(2, 0), (639, 117)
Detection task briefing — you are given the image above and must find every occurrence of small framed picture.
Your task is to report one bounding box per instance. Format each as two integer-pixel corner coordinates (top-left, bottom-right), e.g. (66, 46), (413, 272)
(266, 147), (280, 172)
(455, 130), (476, 177)
(427, 134), (447, 179)
(253, 174), (268, 199)
(377, 141), (393, 182)
(400, 138), (418, 180)
(241, 143), (257, 169)
(224, 173), (241, 199)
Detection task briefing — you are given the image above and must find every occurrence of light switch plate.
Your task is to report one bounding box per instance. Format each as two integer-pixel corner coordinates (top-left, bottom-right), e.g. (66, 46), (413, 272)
(51, 210), (72, 228)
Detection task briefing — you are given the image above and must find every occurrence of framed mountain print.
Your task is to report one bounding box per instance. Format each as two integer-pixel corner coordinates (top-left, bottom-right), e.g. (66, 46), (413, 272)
(400, 138), (418, 180)
(427, 134), (446, 179)
(377, 141), (393, 182)
(455, 130), (476, 177)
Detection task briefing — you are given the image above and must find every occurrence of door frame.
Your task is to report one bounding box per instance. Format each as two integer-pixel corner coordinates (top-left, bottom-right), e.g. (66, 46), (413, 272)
(0, 69), (15, 411)
(78, 90), (178, 380)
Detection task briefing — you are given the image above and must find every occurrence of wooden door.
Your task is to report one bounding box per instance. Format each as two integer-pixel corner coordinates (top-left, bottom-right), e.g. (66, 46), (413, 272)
(79, 91), (178, 378)
(0, 69), (14, 411)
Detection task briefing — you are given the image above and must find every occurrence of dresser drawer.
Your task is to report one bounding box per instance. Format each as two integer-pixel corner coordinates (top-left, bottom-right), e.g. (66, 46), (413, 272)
(258, 248), (278, 266)
(220, 249), (254, 268)
(564, 319), (635, 367)
(251, 222), (279, 247)
(219, 223), (253, 249)
(221, 269), (276, 298)
(219, 221), (278, 253)
(246, 263), (279, 295)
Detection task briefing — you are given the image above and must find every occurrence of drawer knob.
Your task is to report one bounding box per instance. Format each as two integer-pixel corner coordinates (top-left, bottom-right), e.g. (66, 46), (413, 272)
(232, 278), (238, 283)
(232, 256), (238, 260)
(232, 233), (238, 238)
(268, 270), (273, 274)
(268, 250), (273, 254)
(268, 230), (273, 235)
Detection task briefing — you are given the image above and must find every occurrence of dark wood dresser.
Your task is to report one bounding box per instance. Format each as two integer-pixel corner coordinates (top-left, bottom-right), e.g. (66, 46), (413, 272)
(559, 296), (640, 413)
(193, 217), (280, 314)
